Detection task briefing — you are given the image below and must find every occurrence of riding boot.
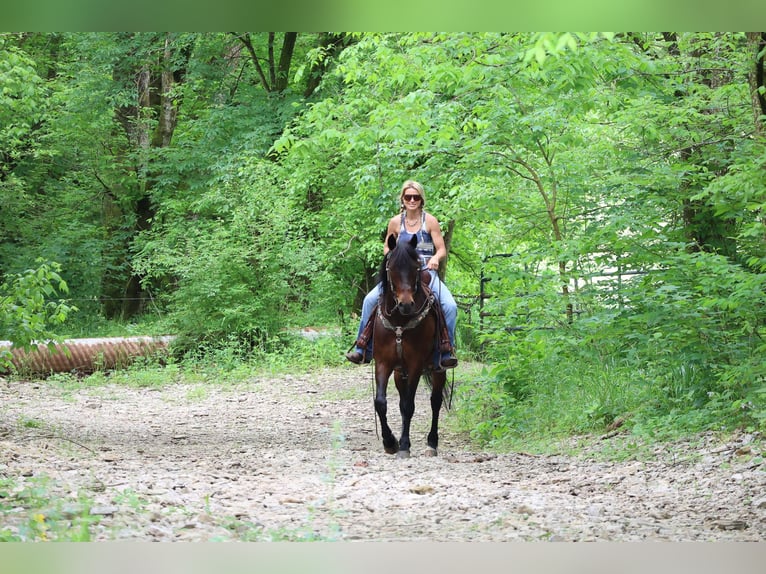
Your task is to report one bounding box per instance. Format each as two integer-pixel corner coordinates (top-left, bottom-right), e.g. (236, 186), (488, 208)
(433, 300), (457, 370)
(354, 306), (376, 351)
(345, 306), (376, 364)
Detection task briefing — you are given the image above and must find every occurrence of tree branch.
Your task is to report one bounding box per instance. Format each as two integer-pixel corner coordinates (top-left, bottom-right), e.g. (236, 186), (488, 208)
(232, 32), (271, 92)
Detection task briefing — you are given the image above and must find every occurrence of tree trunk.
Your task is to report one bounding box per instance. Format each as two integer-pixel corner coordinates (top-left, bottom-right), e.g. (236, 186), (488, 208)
(439, 220), (454, 283)
(104, 33), (191, 319)
(276, 33), (297, 92)
(746, 32), (766, 138)
(664, 33), (740, 260)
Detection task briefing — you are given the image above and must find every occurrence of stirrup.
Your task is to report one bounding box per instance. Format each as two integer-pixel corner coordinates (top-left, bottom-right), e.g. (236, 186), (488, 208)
(435, 353), (457, 372)
(345, 347), (371, 364)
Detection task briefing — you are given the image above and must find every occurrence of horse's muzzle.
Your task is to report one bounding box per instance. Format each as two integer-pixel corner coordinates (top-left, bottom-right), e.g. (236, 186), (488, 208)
(393, 291), (416, 316)
(397, 301), (415, 316)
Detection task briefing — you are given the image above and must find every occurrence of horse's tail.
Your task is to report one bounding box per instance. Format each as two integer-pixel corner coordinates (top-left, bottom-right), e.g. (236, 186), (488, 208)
(424, 371), (453, 411)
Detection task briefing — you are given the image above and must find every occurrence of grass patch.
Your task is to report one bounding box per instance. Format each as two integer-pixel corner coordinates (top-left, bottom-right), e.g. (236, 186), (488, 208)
(0, 476), (100, 542)
(452, 345), (765, 460)
(185, 385), (209, 402)
(7, 331), (349, 391)
(17, 416), (45, 430)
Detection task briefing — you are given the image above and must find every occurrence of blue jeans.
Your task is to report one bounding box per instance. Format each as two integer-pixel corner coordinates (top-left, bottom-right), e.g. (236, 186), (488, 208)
(354, 270), (457, 356)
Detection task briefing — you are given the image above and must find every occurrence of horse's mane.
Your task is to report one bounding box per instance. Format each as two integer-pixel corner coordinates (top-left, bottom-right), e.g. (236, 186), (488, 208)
(379, 234), (419, 294)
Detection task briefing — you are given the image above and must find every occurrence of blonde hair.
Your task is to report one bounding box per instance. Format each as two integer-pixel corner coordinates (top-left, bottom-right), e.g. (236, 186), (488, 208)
(399, 180), (425, 210)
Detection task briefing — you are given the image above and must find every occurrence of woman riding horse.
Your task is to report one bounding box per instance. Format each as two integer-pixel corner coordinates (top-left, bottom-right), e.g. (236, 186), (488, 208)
(371, 232), (450, 457)
(345, 180), (458, 369)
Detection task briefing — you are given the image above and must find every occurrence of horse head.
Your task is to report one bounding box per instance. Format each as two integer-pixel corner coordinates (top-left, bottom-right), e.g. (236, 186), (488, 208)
(383, 233), (421, 316)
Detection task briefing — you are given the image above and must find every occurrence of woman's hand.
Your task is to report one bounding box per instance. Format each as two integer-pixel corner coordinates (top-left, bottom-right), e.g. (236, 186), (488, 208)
(427, 256), (440, 271)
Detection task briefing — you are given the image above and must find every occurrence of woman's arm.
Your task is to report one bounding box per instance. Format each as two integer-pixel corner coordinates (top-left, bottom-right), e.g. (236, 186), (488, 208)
(426, 214), (447, 271)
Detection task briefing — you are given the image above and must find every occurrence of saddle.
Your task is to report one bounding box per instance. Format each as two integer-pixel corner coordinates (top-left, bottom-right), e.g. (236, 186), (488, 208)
(355, 270), (453, 355)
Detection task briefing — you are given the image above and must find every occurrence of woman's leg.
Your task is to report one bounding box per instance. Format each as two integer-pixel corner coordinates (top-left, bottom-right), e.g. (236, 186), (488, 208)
(428, 273), (457, 368)
(359, 283), (381, 345)
(429, 273), (457, 349)
(347, 283), (381, 362)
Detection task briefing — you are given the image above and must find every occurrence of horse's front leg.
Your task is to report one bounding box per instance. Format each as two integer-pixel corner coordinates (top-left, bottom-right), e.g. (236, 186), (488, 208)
(374, 364), (398, 454)
(426, 371), (447, 456)
(395, 369), (419, 459)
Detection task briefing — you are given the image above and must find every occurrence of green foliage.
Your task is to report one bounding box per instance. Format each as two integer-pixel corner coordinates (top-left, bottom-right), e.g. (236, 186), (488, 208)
(0, 260), (76, 370)
(457, 248), (766, 448)
(0, 41), (46, 163)
(444, 32), (766, 448)
(3, 32), (766, 449)
(0, 39), (49, 255)
(135, 157), (300, 345)
(457, 333), (649, 448)
(174, 330), (346, 378)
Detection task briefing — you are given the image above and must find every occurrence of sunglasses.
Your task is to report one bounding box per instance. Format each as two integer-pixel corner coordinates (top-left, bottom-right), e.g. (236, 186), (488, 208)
(403, 194), (422, 202)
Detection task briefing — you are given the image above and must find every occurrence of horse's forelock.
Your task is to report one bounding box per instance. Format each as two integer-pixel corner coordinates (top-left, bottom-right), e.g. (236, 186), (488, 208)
(390, 240), (418, 267)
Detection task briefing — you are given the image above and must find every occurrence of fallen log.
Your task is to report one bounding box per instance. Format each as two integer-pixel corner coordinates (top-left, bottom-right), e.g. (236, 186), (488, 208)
(0, 336), (175, 376)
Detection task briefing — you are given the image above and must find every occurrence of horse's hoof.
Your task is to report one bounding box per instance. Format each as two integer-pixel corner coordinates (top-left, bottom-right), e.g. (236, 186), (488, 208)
(383, 438), (399, 454)
(424, 447), (438, 457)
(396, 450), (411, 459)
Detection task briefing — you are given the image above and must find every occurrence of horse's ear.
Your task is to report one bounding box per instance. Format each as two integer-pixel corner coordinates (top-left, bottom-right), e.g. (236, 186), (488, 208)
(387, 233), (397, 251)
(409, 234), (418, 249)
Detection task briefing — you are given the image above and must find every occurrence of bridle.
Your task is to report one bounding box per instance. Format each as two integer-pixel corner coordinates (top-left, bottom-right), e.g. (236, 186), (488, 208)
(383, 254), (423, 313)
(379, 251), (435, 360)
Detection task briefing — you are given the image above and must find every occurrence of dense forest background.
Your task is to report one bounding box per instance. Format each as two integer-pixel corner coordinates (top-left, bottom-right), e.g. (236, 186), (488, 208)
(2, 32), (765, 446)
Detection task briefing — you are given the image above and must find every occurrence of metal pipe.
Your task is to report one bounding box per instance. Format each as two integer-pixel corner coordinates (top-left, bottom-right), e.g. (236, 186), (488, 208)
(0, 336), (175, 376)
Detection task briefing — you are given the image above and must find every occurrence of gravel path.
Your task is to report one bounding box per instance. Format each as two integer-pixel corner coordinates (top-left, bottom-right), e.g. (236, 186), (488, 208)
(1, 366), (764, 541)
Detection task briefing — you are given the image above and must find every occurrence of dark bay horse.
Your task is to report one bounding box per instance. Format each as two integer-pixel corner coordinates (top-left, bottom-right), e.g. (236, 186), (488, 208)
(373, 233), (449, 459)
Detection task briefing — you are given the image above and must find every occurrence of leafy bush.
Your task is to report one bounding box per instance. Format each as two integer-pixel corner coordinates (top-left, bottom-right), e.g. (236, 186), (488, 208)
(134, 159), (303, 348)
(456, 248), (766, 449)
(0, 260), (76, 370)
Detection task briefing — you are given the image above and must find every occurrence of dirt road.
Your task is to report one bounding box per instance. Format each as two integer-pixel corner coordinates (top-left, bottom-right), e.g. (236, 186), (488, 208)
(1, 366), (764, 541)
